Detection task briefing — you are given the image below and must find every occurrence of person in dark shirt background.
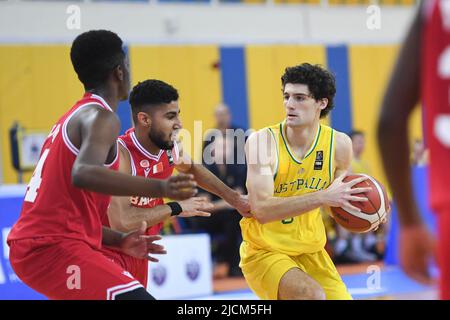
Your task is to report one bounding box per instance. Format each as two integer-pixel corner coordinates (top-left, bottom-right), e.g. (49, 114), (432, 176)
(189, 103), (248, 277)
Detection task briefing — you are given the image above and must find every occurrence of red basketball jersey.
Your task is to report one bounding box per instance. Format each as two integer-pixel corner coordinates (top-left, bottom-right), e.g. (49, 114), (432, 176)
(422, 0), (450, 211)
(7, 93), (119, 250)
(105, 128), (178, 235)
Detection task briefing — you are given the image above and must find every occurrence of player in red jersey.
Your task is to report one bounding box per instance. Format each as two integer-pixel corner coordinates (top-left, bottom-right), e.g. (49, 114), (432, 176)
(378, 0), (450, 299)
(102, 79), (251, 287)
(7, 30), (197, 300)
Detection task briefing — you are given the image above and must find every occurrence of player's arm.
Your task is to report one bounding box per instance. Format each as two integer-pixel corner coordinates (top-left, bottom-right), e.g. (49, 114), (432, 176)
(108, 144), (212, 232)
(321, 131), (353, 217)
(246, 129), (324, 224)
(334, 131), (353, 178)
(377, 5), (435, 285)
(377, 6), (422, 227)
(106, 143), (173, 232)
(106, 143), (170, 231)
(70, 106), (197, 200)
(247, 130), (369, 224)
(175, 142), (251, 217)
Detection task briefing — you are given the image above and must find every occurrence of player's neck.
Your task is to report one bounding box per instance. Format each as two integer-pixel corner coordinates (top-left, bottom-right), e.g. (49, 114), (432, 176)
(134, 127), (161, 155)
(86, 87), (119, 112)
(285, 121), (320, 151)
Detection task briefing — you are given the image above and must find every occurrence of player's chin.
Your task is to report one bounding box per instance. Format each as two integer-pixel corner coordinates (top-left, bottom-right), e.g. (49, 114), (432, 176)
(166, 140), (174, 149)
(285, 117), (301, 127)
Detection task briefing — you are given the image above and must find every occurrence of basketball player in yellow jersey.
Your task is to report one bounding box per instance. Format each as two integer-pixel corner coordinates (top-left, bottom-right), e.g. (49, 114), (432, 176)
(240, 63), (372, 300)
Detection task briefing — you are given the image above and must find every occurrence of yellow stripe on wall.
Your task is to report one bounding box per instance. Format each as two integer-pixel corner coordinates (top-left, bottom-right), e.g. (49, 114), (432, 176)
(348, 45), (423, 192)
(0, 46), (83, 184)
(129, 46), (221, 163)
(246, 45), (327, 132)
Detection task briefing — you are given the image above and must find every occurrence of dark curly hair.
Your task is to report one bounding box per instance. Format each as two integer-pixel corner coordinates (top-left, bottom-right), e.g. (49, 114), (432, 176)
(129, 79), (179, 121)
(70, 30), (125, 90)
(281, 63), (336, 118)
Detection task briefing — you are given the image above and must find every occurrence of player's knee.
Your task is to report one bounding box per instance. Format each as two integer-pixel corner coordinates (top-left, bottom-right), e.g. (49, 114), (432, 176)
(114, 287), (156, 300)
(293, 284), (326, 300)
(306, 286), (326, 300)
(279, 282), (326, 300)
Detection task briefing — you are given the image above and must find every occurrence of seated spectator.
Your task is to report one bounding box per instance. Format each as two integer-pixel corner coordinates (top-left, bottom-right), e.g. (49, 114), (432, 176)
(188, 133), (246, 277)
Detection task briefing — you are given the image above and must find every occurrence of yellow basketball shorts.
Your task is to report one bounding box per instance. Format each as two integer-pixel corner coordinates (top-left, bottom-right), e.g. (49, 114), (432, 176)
(239, 241), (352, 300)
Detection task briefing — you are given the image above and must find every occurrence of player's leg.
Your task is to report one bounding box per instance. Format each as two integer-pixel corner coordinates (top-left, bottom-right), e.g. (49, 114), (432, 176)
(437, 209), (450, 300)
(114, 287), (153, 300)
(239, 241), (324, 300)
(296, 248), (352, 300)
(277, 267), (326, 300)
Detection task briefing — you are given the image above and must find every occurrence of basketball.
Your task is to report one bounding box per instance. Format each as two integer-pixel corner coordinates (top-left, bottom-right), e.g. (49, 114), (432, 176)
(330, 174), (389, 233)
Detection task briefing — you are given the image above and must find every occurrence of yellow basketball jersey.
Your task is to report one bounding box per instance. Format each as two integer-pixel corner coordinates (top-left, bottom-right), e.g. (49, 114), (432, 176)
(240, 121), (336, 256)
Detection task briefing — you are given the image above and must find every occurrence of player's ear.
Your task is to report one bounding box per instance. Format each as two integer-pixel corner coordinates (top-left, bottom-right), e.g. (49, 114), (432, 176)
(113, 64), (124, 82)
(137, 112), (152, 127)
(319, 98), (328, 110)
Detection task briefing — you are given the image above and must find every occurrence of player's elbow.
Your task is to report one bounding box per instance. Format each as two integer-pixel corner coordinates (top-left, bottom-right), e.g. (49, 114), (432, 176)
(71, 164), (91, 189)
(109, 209), (132, 233)
(120, 217), (137, 232)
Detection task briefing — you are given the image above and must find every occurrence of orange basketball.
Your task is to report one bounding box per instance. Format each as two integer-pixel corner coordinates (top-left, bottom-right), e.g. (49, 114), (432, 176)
(330, 174), (389, 233)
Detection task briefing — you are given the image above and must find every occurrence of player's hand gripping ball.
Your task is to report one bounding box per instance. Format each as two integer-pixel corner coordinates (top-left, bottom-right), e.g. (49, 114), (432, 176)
(330, 174), (389, 233)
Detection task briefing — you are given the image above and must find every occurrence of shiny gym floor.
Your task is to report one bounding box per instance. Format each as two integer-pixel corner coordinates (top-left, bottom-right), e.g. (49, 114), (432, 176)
(195, 262), (437, 300)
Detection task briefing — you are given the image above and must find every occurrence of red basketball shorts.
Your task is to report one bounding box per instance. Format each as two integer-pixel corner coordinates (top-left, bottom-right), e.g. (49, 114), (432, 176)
(8, 237), (144, 300)
(100, 247), (149, 288)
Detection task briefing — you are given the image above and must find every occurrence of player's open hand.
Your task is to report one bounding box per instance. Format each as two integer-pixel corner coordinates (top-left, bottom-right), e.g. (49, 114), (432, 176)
(399, 223), (436, 286)
(163, 173), (198, 200)
(120, 221), (167, 262)
(178, 197), (214, 217)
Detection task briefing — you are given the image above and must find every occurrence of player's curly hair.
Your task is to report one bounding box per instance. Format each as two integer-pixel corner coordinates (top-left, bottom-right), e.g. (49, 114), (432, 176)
(129, 79), (179, 121)
(281, 63), (336, 118)
(70, 30), (125, 89)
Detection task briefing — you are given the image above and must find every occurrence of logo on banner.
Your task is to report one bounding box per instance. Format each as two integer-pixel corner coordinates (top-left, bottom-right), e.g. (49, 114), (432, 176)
(186, 260), (200, 281)
(151, 265), (167, 286)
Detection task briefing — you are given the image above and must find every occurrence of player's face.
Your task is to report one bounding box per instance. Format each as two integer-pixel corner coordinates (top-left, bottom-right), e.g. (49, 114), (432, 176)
(283, 83), (327, 127)
(149, 101), (182, 150)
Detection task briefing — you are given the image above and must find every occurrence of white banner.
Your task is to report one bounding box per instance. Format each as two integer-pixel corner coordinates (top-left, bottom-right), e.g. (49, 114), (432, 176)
(147, 233), (213, 300)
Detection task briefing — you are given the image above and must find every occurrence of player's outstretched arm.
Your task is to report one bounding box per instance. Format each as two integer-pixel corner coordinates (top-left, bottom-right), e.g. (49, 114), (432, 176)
(109, 196), (213, 232)
(107, 144), (213, 232)
(246, 130), (369, 224)
(175, 145), (251, 217)
(70, 106), (197, 200)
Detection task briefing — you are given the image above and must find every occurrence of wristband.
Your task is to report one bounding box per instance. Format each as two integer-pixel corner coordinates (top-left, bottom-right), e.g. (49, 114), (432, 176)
(167, 202), (183, 216)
